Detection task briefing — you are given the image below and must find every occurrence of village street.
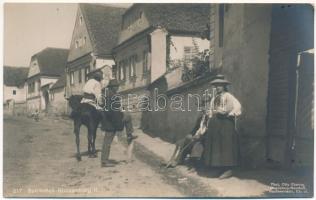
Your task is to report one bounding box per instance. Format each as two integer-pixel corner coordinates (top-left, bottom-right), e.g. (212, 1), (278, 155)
(4, 115), (314, 198)
(3, 115), (191, 197)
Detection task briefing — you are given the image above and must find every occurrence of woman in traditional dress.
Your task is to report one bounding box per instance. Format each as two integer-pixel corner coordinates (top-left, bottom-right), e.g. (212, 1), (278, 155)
(204, 77), (242, 179)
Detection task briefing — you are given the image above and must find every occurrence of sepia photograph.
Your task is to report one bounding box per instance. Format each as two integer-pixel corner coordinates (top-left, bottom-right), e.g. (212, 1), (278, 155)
(2, 2), (314, 198)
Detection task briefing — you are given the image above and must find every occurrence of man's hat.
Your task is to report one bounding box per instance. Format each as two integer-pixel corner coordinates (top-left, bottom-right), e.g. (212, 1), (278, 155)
(87, 68), (103, 80)
(210, 74), (231, 85)
(210, 79), (231, 85)
(108, 79), (120, 87)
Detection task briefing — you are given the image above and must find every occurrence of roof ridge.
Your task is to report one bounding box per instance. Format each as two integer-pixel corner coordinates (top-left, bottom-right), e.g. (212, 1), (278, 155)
(4, 65), (29, 68)
(79, 3), (127, 10)
(42, 47), (69, 51)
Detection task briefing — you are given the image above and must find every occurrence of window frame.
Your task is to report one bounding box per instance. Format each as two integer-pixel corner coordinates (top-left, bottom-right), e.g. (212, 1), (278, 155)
(51, 92), (54, 101)
(142, 50), (149, 73)
(70, 72), (75, 85)
(78, 69), (82, 83)
(85, 67), (90, 81)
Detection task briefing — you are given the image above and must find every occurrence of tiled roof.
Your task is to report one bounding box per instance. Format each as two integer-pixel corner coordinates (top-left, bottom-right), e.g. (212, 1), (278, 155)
(32, 47), (69, 77)
(3, 66), (29, 87)
(80, 4), (126, 57)
(51, 74), (66, 90)
(142, 3), (210, 33)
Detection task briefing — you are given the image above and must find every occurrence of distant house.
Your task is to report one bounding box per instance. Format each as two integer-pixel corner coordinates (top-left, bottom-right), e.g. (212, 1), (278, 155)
(49, 74), (67, 116)
(3, 66), (29, 115)
(112, 3), (210, 126)
(65, 4), (126, 99)
(26, 47), (69, 114)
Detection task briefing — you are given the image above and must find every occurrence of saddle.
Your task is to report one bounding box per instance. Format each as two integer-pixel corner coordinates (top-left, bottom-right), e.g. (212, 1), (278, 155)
(81, 93), (104, 111)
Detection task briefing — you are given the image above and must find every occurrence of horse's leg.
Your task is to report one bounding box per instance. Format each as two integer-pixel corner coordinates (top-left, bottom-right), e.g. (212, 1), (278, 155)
(74, 120), (82, 161)
(91, 124), (98, 157)
(87, 125), (93, 157)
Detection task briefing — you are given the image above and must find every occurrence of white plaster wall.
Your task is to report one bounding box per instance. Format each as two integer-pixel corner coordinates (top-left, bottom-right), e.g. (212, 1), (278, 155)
(150, 28), (167, 83)
(3, 86), (26, 102)
(95, 58), (115, 69)
(27, 98), (41, 112)
(40, 77), (58, 86)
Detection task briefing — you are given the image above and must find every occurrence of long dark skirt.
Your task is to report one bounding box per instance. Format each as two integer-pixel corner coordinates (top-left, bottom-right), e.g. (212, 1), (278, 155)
(204, 116), (239, 167)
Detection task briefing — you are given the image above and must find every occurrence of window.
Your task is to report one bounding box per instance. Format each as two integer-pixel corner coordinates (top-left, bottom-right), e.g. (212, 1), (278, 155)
(13, 90), (16, 95)
(28, 83), (31, 94)
(142, 51), (149, 73)
(37, 80), (41, 92)
(85, 67), (90, 81)
(78, 69), (82, 83)
(219, 4), (225, 47)
(79, 15), (83, 25)
(129, 55), (137, 78)
(112, 65), (117, 80)
(120, 61), (126, 81)
(117, 63), (120, 80)
(70, 72), (74, 85)
(75, 40), (79, 48)
(184, 46), (196, 64)
(124, 61), (127, 81)
(28, 82), (35, 94)
(83, 36), (87, 45)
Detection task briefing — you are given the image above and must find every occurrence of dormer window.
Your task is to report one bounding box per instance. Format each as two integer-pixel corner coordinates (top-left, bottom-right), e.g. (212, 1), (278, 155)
(83, 36), (87, 45)
(79, 15), (83, 25)
(75, 40), (79, 48)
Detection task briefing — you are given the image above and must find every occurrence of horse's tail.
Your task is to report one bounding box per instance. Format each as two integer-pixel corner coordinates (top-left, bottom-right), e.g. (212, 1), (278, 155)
(68, 95), (83, 110)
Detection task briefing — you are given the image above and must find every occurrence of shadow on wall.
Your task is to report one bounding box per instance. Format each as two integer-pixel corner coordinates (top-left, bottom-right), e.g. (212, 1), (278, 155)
(140, 76), (171, 141)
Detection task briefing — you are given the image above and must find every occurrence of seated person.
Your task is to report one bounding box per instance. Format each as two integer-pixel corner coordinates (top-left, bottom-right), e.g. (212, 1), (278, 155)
(80, 70), (104, 110)
(166, 101), (209, 168)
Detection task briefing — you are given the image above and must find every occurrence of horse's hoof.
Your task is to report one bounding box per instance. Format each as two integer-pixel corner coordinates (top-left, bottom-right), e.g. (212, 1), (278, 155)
(76, 156), (82, 161)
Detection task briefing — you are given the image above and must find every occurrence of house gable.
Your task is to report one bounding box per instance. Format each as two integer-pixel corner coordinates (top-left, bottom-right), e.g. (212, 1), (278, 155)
(27, 59), (40, 78)
(67, 5), (94, 62)
(117, 4), (210, 45)
(118, 5), (151, 44)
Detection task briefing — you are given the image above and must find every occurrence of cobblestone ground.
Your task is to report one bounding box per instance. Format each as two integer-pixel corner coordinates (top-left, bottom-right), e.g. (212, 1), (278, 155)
(3, 115), (183, 197)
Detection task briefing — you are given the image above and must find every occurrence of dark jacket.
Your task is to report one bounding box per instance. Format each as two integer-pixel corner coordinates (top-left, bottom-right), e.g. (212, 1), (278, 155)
(101, 89), (124, 132)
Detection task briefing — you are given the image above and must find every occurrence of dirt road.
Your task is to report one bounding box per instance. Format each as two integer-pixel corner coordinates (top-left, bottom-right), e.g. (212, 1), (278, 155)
(3, 115), (183, 197)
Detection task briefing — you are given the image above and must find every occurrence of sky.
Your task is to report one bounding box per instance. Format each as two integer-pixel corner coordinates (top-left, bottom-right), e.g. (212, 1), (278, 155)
(3, 3), (131, 67)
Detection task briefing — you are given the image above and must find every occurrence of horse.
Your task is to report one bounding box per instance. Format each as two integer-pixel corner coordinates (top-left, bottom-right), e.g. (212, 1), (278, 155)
(68, 95), (102, 161)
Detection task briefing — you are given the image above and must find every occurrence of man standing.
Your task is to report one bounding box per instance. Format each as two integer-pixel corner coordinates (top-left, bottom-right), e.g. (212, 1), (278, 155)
(204, 76), (242, 179)
(101, 79), (137, 167)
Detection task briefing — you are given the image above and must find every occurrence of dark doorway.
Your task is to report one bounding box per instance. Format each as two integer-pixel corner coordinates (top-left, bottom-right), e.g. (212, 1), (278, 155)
(43, 90), (50, 112)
